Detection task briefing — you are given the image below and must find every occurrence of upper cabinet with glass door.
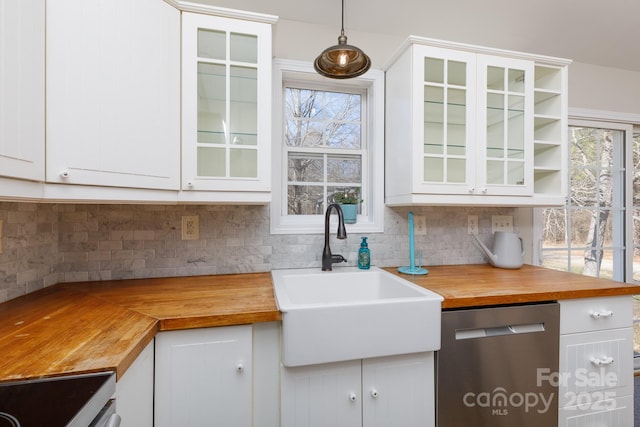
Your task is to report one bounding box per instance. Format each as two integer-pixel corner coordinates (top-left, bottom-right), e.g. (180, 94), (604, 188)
(181, 11), (276, 203)
(385, 36), (570, 206)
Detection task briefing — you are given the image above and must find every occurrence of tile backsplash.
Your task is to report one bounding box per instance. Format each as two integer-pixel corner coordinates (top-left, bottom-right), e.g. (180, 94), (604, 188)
(0, 202), (514, 303)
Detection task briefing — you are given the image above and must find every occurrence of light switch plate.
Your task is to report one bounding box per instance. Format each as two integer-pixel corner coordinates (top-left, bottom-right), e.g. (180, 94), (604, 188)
(491, 215), (513, 233)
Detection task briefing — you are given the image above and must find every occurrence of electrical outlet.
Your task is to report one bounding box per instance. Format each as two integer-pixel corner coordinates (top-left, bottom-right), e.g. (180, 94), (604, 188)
(467, 215), (479, 235)
(491, 215), (513, 233)
(181, 215), (199, 240)
(414, 215), (427, 236)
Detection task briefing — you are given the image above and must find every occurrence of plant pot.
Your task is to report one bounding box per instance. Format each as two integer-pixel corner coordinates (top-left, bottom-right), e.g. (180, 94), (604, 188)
(340, 204), (358, 224)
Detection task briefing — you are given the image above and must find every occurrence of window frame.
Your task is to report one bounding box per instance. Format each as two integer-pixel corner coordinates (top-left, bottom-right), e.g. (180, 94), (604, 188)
(270, 59), (385, 234)
(533, 108), (640, 368)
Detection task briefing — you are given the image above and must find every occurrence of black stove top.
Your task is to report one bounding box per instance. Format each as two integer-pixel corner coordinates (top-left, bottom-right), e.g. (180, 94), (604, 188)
(0, 372), (114, 427)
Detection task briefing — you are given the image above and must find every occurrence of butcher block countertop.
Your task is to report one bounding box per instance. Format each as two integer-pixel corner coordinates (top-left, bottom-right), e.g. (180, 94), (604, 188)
(384, 264), (638, 308)
(0, 264), (637, 383)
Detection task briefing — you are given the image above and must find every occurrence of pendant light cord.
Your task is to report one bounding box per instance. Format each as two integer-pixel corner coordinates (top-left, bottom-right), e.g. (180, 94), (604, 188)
(341, 0), (345, 35)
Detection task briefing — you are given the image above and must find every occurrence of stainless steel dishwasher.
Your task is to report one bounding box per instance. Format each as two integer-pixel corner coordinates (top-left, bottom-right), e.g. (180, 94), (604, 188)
(437, 302), (560, 426)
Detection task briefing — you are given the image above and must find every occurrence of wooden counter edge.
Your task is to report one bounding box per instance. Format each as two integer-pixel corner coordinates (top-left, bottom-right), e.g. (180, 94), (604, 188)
(441, 286), (639, 309)
(158, 310), (282, 331)
(114, 321), (159, 380)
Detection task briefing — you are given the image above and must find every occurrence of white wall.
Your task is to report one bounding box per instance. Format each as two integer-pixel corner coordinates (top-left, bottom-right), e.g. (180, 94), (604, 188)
(568, 61), (640, 115)
(273, 19), (640, 116)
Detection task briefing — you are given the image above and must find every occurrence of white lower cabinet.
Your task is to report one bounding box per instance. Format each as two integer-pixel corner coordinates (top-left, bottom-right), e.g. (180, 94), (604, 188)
(154, 322), (280, 427)
(558, 296), (634, 427)
(281, 352), (435, 427)
(116, 339), (154, 427)
(155, 325), (253, 427)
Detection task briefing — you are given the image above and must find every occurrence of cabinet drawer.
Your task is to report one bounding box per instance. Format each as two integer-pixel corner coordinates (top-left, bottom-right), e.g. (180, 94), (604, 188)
(559, 328), (633, 407)
(559, 296), (632, 334)
(559, 394), (632, 427)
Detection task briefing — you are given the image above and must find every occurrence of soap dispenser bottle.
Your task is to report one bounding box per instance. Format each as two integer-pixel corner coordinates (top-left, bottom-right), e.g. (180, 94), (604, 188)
(358, 237), (370, 269)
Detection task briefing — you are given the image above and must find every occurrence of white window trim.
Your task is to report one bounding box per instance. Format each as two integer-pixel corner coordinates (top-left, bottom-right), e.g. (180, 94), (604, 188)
(270, 59), (385, 235)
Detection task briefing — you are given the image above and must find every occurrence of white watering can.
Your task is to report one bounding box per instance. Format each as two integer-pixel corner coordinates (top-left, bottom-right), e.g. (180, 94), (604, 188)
(472, 231), (524, 269)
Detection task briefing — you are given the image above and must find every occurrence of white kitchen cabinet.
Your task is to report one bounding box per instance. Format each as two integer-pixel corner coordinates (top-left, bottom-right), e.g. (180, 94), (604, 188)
(558, 296), (634, 426)
(116, 339), (154, 427)
(384, 36), (570, 206)
(155, 325), (252, 427)
(281, 352), (435, 427)
(180, 11), (275, 203)
(0, 0), (45, 182)
(46, 0), (180, 191)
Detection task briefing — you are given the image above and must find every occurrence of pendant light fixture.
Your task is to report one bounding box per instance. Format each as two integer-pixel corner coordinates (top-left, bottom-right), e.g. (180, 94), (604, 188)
(314, 0), (371, 79)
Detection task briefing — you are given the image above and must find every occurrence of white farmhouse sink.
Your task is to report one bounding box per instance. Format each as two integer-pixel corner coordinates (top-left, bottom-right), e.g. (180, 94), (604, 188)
(271, 266), (443, 367)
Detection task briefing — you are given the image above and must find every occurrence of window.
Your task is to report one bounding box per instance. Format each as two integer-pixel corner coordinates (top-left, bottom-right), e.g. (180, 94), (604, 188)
(537, 113), (640, 366)
(540, 122), (626, 279)
(270, 60), (384, 234)
(285, 88), (365, 215)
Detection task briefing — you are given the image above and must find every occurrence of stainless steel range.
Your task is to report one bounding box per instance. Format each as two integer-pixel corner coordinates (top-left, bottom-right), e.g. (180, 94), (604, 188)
(0, 371), (120, 427)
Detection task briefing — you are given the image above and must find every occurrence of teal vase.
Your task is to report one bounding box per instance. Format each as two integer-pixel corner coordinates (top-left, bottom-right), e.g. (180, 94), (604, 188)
(340, 204), (357, 224)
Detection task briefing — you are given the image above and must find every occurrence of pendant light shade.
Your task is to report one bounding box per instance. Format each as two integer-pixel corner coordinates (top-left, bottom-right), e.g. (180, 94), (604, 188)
(314, 0), (371, 79)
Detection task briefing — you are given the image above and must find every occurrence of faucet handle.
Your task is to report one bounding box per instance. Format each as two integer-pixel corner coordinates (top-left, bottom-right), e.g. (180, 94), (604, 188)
(332, 254), (347, 264)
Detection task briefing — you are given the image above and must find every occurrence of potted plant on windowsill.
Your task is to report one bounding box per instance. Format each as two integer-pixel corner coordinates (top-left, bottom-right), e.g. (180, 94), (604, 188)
(333, 189), (362, 224)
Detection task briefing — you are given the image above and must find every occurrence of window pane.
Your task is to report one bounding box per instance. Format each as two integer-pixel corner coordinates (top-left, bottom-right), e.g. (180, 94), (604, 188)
(284, 85), (365, 216)
(325, 92), (361, 121)
(284, 88), (362, 149)
(285, 119), (323, 147)
(287, 185), (324, 215)
(287, 153), (323, 182)
(326, 123), (361, 149)
(542, 125), (624, 286)
(327, 155), (361, 183)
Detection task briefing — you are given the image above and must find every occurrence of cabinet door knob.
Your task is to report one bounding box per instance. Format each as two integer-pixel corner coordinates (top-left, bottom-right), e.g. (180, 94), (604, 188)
(469, 187), (475, 193)
(186, 180), (194, 188)
(591, 310), (613, 319)
(236, 363), (244, 372)
(60, 170), (70, 178)
(349, 392), (357, 402)
(481, 187), (488, 193)
(370, 389), (379, 398)
(590, 356), (614, 366)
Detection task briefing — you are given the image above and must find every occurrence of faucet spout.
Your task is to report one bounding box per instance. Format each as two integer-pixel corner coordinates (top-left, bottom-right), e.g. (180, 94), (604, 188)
(322, 203), (348, 271)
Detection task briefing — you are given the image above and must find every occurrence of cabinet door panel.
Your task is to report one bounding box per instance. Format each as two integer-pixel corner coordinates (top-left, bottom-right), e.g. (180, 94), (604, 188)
(559, 328), (633, 407)
(116, 339), (154, 427)
(155, 325), (252, 427)
(413, 45), (477, 195)
(559, 395), (632, 427)
(181, 12), (271, 196)
(477, 54), (534, 195)
(0, 0), (44, 181)
(46, 0), (180, 190)
(363, 353), (435, 427)
(281, 360), (362, 427)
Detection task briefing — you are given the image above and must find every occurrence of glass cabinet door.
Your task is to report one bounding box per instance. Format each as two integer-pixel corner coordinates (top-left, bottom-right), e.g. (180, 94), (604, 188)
(479, 55), (534, 195)
(196, 28), (258, 179)
(181, 12), (271, 197)
(418, 46), (476, 194)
